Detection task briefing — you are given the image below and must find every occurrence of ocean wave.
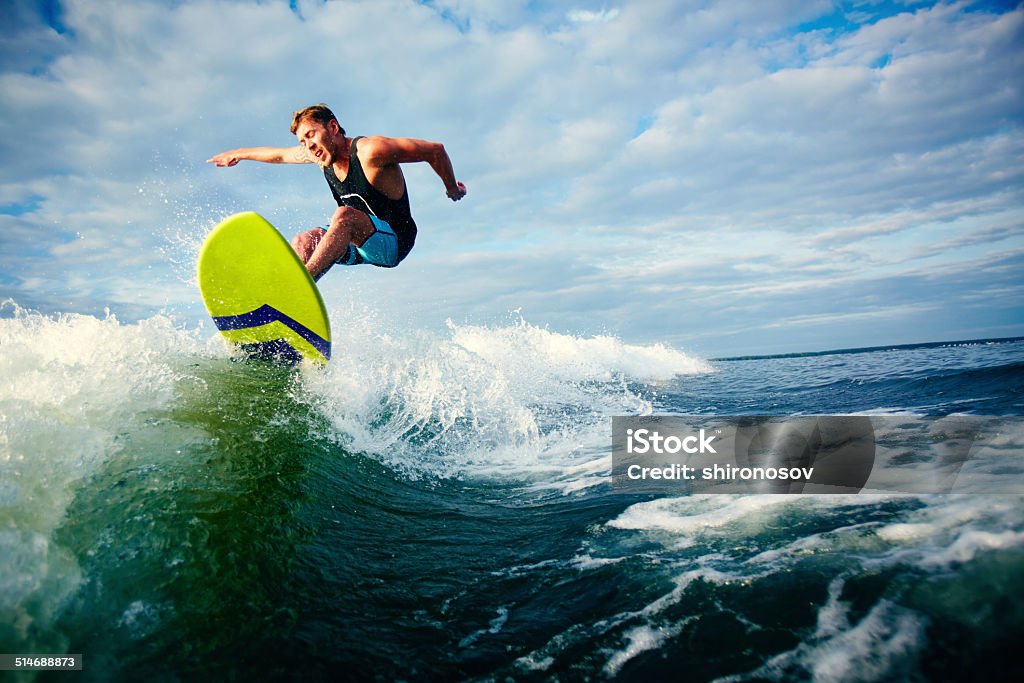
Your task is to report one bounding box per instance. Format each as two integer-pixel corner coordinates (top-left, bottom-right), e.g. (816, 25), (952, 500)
(0, 304), (209, 651)
(589, 492), (1024, 680)
(297, 304), (711, 482)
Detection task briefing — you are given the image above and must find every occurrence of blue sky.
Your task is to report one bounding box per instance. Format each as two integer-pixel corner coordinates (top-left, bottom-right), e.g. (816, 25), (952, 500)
(0, 0), (1021, 357)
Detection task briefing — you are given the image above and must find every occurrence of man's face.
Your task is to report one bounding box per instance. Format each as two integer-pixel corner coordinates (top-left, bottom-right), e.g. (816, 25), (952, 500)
(295, 119), (337, 166)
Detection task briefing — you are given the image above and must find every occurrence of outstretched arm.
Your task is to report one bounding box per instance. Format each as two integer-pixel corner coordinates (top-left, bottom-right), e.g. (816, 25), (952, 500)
(362, 136), (467, 201)
(207, 146), (312, 167)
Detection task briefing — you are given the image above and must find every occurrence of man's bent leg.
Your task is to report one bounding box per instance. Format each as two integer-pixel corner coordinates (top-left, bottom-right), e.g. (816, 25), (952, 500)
(305, 206), (376, 280)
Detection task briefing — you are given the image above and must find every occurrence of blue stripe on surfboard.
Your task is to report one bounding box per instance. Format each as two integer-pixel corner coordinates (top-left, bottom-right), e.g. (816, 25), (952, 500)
(212, 304), (331, 360)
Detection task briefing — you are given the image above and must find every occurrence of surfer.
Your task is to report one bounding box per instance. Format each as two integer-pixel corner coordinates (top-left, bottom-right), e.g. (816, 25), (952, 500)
(207, 103), (466, 279)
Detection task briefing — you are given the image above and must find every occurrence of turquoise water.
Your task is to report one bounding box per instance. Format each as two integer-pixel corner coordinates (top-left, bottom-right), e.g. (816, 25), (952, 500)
(2, 304), (1023, 681)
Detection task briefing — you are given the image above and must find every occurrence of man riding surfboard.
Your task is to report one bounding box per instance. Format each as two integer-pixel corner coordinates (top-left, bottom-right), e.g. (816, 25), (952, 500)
(208, 103), (466, 280)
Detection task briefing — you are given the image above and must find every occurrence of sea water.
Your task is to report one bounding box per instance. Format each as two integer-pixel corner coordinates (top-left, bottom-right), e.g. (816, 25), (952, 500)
(1, 301), (1022, 681)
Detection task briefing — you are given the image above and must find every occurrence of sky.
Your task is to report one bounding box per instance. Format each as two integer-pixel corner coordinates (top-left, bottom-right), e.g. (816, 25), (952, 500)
(0, 0), (1021, 358)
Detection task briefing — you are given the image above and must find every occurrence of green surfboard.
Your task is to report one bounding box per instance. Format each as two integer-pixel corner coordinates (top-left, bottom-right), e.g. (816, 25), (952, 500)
(198, 211), (331, 364)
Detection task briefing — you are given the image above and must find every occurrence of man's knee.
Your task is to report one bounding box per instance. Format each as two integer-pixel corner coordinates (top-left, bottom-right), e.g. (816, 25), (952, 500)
(291, 227), (325, 255)
(290, 228), (316, 247)
(330, 205), (362, 225)
(330, 206), (375, 242)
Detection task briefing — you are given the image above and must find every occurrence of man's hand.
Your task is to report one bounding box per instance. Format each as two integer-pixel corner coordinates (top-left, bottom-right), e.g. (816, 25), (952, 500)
(447, 182), (468, 201)
(207, 151), (241, 167)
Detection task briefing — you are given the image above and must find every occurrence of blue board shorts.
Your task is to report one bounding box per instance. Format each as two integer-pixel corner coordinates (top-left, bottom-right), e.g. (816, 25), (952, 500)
(334, 215), (399, 268)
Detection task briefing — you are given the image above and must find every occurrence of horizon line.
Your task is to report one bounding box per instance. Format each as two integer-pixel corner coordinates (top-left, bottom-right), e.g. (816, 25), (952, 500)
(711, 336), (1024, 362)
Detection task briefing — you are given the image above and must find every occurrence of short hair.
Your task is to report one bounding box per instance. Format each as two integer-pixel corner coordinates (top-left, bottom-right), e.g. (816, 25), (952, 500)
(290, 103), (346, 136)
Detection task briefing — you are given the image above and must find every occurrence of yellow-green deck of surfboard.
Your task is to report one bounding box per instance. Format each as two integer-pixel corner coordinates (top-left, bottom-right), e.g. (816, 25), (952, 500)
(198, 212), (331, 364)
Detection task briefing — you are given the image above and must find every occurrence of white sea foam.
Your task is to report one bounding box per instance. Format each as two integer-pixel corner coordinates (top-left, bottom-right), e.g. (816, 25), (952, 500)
(727, 599), (926, 683)
(608, 495), (797, 536)
(449, 316), (712, 382)
(459, 605), (510, 648)
(601, 492), (1023, 680)
(868, 495), (1024, 569)
(923, 529), (1024, 566)
(299, 303), (712, 482)
(0, 304), (206, 648)
(603, 622), (686, 677)
(610, 493), (1024, 564)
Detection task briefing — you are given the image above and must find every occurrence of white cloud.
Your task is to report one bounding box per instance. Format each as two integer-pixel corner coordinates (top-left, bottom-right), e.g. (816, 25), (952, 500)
(566, 8), (619, 24)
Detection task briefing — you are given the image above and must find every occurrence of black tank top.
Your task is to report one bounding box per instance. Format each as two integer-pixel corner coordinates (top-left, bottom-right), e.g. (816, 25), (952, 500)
(323, 136), (417, 261)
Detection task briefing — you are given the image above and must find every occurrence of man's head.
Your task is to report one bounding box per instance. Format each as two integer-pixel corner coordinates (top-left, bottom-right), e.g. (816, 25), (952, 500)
(291, 103), (346, 166)
(290, 104), (346, 136)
